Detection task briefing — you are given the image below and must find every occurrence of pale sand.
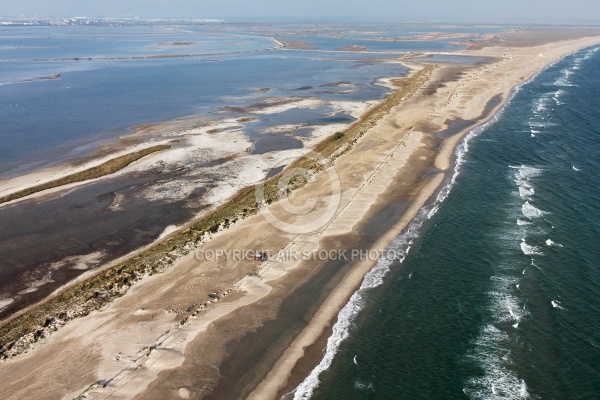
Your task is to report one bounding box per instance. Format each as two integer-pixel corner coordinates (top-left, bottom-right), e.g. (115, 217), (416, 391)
(248, 173), (445, 400)
(250, 37), (600, 399)
(0, 69), (426, 399)
(0, 97), (372, 216)
(0, 34), (599, 400)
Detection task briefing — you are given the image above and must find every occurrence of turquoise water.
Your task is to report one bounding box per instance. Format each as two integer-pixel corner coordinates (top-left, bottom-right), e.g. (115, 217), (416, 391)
(297, 46), (600, 399)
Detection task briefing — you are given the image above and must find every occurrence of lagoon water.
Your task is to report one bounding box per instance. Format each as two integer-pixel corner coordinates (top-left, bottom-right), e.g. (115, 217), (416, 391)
(300, 46), (600, 399)
(0, 21), (471, 318)
(0, 21), (470, 177)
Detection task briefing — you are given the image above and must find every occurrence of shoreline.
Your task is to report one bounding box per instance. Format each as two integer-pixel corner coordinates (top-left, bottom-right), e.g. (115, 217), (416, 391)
(0, 63), (433, 354)
(0, 80), (394, 320)
(199, 37), (600, 400)
(0, 31), (599, 400)
(272, 63), (532, 400)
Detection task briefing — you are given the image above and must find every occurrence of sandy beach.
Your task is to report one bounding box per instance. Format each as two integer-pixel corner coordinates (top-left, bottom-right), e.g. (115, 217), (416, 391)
(1, 29), (599, 400)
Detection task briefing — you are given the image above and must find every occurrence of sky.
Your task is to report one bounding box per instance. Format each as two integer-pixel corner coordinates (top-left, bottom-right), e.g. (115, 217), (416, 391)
(2, 0), (600, 23)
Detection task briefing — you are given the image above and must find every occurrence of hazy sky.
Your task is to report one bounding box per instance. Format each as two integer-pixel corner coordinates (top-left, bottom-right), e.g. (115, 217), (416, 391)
(3, 0), (600, 22)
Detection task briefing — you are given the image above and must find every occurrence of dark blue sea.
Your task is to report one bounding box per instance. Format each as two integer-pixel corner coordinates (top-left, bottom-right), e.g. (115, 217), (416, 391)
(295, 46), (600, 399)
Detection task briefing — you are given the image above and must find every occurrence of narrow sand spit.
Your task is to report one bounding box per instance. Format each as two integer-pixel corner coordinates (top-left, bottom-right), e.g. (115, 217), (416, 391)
(0, 34), (599, 400)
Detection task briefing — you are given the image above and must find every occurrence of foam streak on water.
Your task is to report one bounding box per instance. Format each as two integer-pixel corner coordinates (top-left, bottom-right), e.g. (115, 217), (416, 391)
(464, 324), (529, 400)
(520, 239), (544, 256)
(513, 165), (542, 199)
(463, 173), (533, 399)
(461, 47), (600, 398)
(521, 201), (546, 219)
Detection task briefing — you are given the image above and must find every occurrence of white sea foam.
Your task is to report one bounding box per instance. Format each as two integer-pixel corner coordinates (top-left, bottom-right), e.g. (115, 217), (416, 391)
(427, 204), (439, 219)
(522, 201), (546, 219)
(465, 261), (529, 399)
(517, 219), (532, 226)
(554, 66), (579, 87)
(551, 300), (566, 310)
(553, 89), (565, 105)
(513, 165), (541, 200)
(353, 379), (375, 391)
(528, 120), (556, 129)
(520, 238), (543, 256)
(572, 165), (580, 172)
(464, 324), (530, 400)
(518, 186), (534, 198)
(535, 97), (547, 112)
(489, 272), (526, 320)
(583, 47), (598, 60)
(488, 289), (526, 324)
(516, 165), (542, 179)
(554, 71), (574, 87)
(546, 239), (563, 247)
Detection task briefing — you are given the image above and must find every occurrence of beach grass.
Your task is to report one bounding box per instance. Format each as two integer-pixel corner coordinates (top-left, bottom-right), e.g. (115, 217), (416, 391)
(0, 145), (172, 205)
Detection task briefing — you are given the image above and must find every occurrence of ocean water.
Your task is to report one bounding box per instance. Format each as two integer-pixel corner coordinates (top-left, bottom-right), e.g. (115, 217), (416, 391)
(297, 46), (600, 399)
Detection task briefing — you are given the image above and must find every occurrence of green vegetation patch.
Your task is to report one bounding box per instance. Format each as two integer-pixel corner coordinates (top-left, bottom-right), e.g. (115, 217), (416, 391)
(0, 145), (171, 205)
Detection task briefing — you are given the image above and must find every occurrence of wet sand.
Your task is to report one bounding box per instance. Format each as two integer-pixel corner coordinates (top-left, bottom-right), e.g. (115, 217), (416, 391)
(0, 169), (203, 320)
(0, 31), (599, 400)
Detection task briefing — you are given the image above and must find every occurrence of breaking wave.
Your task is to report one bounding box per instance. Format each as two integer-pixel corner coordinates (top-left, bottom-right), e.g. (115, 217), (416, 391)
(520, 238), (543, 256)
(464, 324), (530, 400)
(522, 201), (546, 219)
